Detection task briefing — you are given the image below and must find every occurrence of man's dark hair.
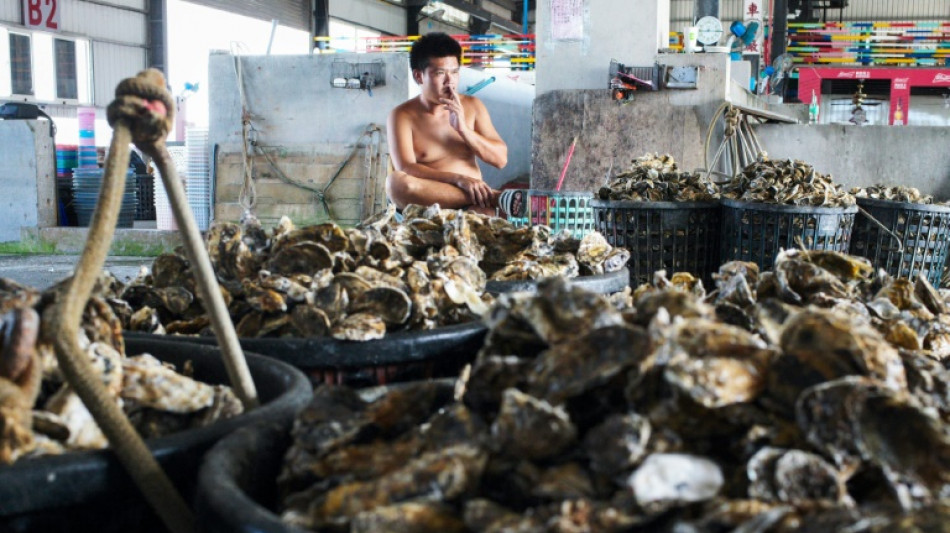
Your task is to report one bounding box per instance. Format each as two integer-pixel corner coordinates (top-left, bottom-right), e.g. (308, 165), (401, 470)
(410, 32), (462, 71)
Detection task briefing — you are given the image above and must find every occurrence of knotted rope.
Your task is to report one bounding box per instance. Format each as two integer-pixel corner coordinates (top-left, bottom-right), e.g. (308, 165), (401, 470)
(702, 102), (767, 183)
(44, 68), (257, 533)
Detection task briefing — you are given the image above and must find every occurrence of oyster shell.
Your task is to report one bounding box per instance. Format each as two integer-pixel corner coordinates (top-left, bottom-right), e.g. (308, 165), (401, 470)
(599, 153), (720, 202)
(722, 159), (855, 207)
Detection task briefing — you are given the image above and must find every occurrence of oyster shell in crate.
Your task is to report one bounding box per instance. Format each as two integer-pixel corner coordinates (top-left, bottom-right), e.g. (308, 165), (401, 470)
(627, 453), (724, 511)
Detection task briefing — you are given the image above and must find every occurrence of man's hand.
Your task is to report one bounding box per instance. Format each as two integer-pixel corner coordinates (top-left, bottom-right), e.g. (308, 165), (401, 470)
(454, 174), (493, 208)
(439, 87), (466, 134)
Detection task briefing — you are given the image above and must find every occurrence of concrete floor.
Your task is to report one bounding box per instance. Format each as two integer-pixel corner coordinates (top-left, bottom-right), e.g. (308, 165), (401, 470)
(0, 255), (153, 290)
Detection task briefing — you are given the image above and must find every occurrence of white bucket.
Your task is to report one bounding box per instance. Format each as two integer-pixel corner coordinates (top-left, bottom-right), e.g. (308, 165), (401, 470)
(684, 26), (699, 53)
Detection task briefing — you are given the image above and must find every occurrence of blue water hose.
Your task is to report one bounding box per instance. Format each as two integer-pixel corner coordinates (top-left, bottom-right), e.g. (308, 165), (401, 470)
(465, 77), (496, 95)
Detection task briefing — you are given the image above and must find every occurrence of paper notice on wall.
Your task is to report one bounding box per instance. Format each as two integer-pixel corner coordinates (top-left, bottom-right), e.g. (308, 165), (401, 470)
(743, 0), (764, 55)
(551, 0), (585, 41)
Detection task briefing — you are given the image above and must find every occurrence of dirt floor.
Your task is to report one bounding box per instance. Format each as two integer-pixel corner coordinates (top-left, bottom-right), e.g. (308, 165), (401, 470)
(0, 255), (153, 290)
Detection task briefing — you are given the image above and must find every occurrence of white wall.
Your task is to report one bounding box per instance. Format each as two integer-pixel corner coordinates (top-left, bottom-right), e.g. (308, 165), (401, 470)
(536, 0), (670, 95)
(460, 69), (534, 187)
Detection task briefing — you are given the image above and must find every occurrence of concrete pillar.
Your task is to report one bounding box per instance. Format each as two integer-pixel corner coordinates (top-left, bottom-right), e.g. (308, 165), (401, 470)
(312, 0), (330, 51)
(147, 0), (167, 72)
(771, 0), (788, 64)
(693, 0), (719, 22)
(536, 0), (671, 95)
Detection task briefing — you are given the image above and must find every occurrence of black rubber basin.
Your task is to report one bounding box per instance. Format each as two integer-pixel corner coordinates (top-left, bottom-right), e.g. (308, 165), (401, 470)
(196, 381), (455, 533)
(197, 420), (303, 533)
(126, 321), (488, 389)
(0, 336), (312, 533)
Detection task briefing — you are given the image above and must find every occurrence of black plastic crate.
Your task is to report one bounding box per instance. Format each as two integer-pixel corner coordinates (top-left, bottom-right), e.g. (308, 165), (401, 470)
(591, 199), (721, 287)
(135, 173), (156, 220)
(850, 197), (950, 286)
(721, 198), (857, 272)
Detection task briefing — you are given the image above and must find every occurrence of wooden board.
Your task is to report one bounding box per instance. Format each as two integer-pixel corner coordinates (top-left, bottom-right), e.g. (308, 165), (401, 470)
(214, 147), (388, 226)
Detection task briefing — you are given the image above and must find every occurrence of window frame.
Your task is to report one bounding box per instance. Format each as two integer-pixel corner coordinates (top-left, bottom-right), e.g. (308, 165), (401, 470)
(53, 37), (78, 101)
(8, 30), (35, 98)
(0, 25), (91, 105)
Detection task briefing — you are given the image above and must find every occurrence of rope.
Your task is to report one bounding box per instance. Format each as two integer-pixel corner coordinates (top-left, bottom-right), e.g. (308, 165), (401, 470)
(702, 102), (769, 184)
(231, 44), (257, 215)
(48, 69), (194, 533)
(857, 206), (905, 254)
(47, 68), (260, 533)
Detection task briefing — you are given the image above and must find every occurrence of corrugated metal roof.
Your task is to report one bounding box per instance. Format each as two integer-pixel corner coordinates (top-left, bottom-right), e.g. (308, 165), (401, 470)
(59, 1), (147, 44)
(184, 0), (310, 31)
(98, 0), (147, 9)
(92, 41), (146, 106)
(0, 2), (20, 23)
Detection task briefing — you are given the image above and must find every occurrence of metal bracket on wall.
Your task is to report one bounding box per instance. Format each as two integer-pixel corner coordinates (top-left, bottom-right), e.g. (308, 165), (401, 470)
(663, 66), (699, 89)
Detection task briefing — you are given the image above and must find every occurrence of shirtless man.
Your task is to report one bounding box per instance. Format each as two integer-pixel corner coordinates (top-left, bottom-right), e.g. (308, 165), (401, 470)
(386, 32), (508, 215)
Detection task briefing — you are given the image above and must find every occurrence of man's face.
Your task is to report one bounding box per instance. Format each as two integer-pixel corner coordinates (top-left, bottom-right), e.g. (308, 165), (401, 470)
(414, 56), (460, 103)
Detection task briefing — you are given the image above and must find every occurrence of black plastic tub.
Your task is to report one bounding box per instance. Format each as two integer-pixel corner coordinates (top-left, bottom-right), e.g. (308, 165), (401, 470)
(196, 421), (304, 533)
(591, 199), (722, 287)
(0, 337), (312, 533)
(196, 381), (455, 533)
(485, 267), (630, 295)
(125, 321), (487, 388)
(850, 197), (950, 286)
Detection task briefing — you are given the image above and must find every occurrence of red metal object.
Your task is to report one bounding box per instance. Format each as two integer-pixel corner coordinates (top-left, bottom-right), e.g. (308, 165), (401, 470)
(798, 66), (950, 125)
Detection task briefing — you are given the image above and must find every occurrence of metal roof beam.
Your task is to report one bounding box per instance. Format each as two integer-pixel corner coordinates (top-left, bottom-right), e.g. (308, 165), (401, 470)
(408, 0), (524, 33)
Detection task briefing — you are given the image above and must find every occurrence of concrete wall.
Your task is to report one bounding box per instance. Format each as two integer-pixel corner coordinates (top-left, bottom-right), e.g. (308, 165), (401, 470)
(531, 53), (749, 191)
(531, 89), (706, 192)
(209, 52), (411, 227)
(753, 124), (950, 199)
(536, 0), (670, 95)
(0, 120), (56, 241)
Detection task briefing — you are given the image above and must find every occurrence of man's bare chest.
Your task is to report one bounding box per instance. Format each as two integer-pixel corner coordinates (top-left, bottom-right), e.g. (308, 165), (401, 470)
(411, 115), (473, 162)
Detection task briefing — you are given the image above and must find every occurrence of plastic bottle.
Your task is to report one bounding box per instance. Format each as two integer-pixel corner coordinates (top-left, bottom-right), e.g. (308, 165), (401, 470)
(808, 91), (820, 124)
(893, 99), (904, 126)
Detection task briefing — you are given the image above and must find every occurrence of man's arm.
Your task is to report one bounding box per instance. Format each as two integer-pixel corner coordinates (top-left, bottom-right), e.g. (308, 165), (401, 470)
(386, 105), (493, 207)
(439, 90), (507, 169)
(459, 96), (507, 169)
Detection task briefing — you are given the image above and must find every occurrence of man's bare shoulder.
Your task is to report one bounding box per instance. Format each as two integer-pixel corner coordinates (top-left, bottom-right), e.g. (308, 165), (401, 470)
(391, 97), (423, 119)
(459, 94), (485, 108)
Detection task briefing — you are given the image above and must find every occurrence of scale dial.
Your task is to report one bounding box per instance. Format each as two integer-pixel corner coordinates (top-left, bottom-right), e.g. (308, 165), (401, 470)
(695, 16), (724, 46)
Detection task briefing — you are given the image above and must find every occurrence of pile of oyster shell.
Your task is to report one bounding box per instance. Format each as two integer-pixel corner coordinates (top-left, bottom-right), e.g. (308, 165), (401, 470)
(0, 276), (241, 465)
(277, 248), (950, 531)
(116, 204), (629, 341)
(851, 184), (946, 205)
(722, 159), (856, 207)
(598, 153), (720, 202)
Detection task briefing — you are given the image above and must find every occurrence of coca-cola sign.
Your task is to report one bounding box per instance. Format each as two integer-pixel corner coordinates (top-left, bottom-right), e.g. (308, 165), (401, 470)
(934, 73), (950, 84)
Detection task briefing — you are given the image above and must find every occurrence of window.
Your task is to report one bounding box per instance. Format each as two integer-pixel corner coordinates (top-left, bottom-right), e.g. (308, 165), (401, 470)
(54, 38), (77, 99)
(327, 19), (381, 53)
(10, 33), (33, 95)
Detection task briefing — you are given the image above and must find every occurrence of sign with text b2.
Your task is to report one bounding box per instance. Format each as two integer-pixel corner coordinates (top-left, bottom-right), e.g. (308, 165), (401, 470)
(23, 0), (60, 32)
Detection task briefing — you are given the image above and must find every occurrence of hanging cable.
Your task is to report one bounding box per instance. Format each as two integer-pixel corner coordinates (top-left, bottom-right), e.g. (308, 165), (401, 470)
(253, 124), (383, 222)
(231, 42), (257, 215)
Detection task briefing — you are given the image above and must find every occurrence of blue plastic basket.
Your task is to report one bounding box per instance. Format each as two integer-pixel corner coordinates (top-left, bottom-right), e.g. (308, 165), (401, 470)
(508, 190), (596, 239)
